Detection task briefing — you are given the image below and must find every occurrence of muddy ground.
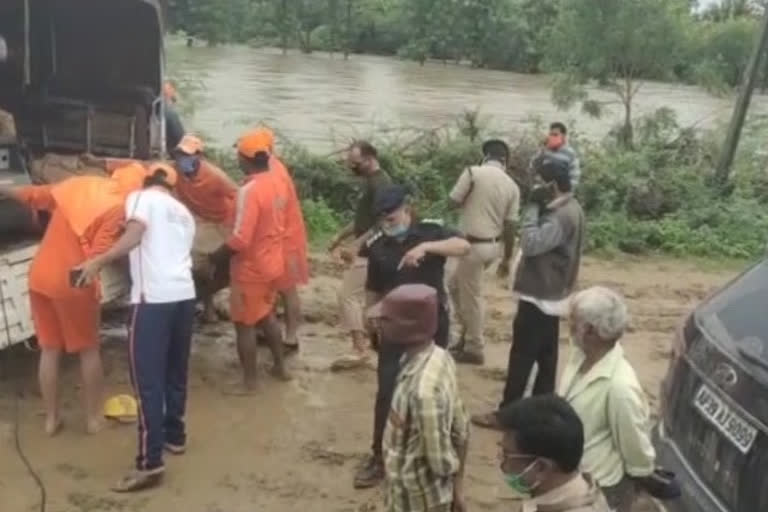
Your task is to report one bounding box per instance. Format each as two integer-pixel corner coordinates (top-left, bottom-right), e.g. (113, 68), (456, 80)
(0, 256), (741, 512)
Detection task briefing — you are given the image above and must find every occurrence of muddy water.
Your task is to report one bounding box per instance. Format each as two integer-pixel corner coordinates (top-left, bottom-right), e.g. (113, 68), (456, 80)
(167, 43), (768, 151)
(1, 256), (737, 512)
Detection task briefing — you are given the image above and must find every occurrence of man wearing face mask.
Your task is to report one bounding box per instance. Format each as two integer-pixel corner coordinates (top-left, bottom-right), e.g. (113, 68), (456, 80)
(352, 185), (470, 489)
(329, 141), (392, 370)
(473, 158), (585, 429)
(531, 122), (581, 189)
(448, 139), (520, 365)
(497, 395), (610, 511)
(172, 135), (238, 322)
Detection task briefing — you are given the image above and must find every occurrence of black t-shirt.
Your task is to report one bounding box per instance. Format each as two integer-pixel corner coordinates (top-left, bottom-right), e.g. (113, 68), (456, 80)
(361, 220), (461, 302)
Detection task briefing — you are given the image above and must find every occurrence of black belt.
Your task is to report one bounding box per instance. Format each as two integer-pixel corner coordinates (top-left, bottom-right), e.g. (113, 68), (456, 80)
(466, 235), (501, 244)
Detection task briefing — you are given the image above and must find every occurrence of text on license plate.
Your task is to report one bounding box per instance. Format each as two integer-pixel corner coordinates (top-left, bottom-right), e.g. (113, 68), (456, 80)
(693, 384), (758, 454)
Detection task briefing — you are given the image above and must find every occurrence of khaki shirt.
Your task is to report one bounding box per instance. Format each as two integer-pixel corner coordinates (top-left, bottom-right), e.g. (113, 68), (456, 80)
(522, 474), (610, 512)
(558, 344), (656, 487)
(450, 161), (519, 239)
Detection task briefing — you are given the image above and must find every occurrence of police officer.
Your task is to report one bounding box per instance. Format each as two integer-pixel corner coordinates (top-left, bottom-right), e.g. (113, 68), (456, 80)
(448, 139), (520, 365)
(353, 184), (470, 489)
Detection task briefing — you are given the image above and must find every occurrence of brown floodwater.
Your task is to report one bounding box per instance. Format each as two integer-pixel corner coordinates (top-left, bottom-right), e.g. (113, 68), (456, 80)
(167, 43), (768, 151)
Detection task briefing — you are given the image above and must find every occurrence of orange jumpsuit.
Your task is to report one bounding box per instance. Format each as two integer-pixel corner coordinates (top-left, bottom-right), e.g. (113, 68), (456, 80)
(227, 169), (289, 325)
(17, 178), (126, 353)
(271, 156), (309, 291)
(175, 160), (238, 224)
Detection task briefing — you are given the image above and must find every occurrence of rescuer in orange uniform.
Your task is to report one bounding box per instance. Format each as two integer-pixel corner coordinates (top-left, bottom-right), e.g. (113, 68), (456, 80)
(242, 128), (309, 352)
(172, 134), (238, 321)
(9, 164), (147, 435)
(211, 131), (292, 391)
(173, 135), (237, 224)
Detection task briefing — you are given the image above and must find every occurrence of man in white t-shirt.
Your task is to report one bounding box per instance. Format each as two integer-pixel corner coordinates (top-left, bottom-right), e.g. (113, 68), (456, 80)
(78, 163), (196, 492)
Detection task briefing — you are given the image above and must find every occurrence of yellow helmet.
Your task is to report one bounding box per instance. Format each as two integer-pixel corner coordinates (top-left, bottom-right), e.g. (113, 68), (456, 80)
(103, 394), (138, 423)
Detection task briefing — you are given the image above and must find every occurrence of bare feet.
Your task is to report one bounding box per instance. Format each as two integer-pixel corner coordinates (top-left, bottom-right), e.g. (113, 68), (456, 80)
(45, 416), (63, 437)
(270, 366), (293, 381)
(220, 378), (258, 396)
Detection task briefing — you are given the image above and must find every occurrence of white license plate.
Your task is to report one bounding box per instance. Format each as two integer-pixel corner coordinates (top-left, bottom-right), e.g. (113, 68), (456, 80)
(693, 384), (758, 454)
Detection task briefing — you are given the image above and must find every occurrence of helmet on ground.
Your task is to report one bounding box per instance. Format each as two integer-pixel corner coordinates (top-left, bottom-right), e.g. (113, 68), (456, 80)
(103, 394), (138, 423)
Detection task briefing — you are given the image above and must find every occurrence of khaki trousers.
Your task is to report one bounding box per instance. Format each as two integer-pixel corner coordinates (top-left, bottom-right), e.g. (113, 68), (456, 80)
(338, 257), (368, 333)
(448, 242), (501, 355)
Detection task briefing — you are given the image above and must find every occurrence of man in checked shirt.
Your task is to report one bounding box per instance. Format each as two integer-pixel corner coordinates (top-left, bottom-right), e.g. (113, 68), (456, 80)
(368, 284), (470, 512)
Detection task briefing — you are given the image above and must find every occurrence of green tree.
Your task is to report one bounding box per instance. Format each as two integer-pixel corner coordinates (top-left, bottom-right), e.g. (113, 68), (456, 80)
(700, 0), (761, 22)
(545, 0), (689, 147)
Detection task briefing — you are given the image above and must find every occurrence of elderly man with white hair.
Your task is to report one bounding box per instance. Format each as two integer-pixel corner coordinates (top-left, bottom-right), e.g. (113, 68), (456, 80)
(558, 286), (656, 512)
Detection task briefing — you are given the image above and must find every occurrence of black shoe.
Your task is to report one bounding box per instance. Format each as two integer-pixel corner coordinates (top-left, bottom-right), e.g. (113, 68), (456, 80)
(452, 350), (485, 366)
(353, 455), (384, 489)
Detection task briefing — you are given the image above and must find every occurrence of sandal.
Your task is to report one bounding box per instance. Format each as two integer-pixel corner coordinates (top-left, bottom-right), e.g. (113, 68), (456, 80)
(111, 468), (164, 493)
(330, 353), (370, 372)
(471, 412), (503, 430)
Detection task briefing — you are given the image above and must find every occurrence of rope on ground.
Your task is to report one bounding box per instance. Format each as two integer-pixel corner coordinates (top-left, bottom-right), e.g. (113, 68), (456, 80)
(0, 276), (47, 512)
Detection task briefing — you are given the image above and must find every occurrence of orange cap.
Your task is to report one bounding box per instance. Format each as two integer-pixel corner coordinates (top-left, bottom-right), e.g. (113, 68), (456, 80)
(176, 134), (204, 155)
(112, 162), (150, 196)
(147, 162), (178, 188)
(235, 128), (274, 158)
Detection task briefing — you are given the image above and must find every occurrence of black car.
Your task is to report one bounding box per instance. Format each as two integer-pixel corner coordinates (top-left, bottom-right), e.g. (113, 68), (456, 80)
(654, 259), (768, 512)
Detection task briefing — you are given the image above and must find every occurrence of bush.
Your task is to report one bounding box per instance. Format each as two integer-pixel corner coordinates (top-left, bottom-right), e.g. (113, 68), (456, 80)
(202, 109), (768, 260)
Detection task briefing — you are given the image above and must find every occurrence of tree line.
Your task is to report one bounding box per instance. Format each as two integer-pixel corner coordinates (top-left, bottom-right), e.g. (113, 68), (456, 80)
(166, 0), (768, 146)
(167, 0), (764, 80)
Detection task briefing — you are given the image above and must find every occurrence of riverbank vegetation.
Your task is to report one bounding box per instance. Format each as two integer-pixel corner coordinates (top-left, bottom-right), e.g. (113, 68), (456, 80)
(207, 109), (768, 260)
(167, 0), (768, 149)
(167, 0), (767, 89)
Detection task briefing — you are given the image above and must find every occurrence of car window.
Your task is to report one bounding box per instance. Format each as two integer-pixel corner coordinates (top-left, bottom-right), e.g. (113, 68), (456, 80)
(697, 260), (768, 368)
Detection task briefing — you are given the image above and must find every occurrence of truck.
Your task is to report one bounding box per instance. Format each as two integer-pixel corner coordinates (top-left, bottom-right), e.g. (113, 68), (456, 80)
(0, 0), (166, 349)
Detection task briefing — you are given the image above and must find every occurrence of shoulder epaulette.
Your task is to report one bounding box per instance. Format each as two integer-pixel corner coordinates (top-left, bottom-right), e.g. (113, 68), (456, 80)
(420, 218), (444, 226)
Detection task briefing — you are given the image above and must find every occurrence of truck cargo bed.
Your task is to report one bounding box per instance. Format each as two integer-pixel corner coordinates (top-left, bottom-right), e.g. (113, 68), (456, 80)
(0, 242), (130, 349)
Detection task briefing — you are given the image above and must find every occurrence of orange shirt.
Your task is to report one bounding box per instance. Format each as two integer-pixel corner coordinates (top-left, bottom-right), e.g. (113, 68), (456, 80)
(227, 170), (288, 284)
(270, 156), (307, 254)
(17, 185), (125, 299)
(175, 160), (237, 224)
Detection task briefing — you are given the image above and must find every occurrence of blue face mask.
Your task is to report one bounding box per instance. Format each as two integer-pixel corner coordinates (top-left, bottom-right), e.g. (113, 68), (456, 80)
(176, 155), (200, 176)
(382, 223), (409, 238)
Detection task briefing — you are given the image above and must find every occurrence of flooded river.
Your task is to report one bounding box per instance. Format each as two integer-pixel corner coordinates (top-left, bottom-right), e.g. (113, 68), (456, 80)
(168, 43), (764, 151)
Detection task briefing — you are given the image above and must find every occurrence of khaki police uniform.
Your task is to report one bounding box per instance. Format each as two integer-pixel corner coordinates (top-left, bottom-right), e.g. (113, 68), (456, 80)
(448, 160), (519, 357)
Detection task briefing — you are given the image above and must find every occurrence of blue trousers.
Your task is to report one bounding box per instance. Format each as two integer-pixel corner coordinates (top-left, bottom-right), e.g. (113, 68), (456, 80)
(128, 300), (195, 471)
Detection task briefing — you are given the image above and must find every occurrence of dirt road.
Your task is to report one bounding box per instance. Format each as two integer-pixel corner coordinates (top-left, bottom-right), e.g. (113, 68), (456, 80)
(0, 256), (740, 512)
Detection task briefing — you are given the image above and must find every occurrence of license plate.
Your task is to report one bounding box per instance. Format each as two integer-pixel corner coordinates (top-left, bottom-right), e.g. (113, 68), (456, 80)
(693, 384), (758, 454)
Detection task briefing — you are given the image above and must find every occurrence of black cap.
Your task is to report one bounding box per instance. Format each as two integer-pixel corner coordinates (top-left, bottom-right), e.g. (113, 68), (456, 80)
(482, 139), (510, 159)
(374, 184), (409, 216)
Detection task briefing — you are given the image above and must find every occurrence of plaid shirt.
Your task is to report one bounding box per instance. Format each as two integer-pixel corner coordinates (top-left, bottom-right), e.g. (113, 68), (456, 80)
(383, 345), (470, 512)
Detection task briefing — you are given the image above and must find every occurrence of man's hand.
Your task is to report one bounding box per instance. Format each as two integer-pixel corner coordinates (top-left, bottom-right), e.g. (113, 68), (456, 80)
(496, 259), (510, 279)
(398, 243), (428, 270)
(338, 246), (356, 265)
(327, 236), (341, 253)
(73, 258), (103, 287)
